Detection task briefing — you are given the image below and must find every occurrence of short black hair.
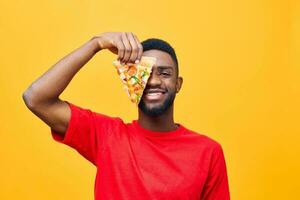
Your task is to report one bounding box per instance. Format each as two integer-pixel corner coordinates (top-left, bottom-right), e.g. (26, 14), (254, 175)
(141, 38), (179, 76)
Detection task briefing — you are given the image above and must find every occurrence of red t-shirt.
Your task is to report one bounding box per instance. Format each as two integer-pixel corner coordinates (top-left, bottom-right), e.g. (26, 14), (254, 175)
(51, 101), (230, 200)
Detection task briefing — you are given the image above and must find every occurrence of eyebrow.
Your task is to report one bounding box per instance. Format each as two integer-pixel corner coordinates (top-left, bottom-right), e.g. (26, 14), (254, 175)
(156, 66), (174, 70)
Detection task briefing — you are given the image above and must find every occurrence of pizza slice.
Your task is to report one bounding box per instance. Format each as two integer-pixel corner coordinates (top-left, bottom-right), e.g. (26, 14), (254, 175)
(113, 56), (156, 104)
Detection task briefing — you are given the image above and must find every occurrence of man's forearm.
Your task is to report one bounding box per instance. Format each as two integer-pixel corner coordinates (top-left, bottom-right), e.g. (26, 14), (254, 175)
(23, 37), (101, 106)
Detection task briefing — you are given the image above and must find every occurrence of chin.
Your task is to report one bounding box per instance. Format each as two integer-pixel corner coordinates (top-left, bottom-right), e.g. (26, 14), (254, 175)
(138, 92), (176, 117)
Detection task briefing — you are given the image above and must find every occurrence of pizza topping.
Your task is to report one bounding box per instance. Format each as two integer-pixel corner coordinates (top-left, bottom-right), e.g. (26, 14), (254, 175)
(113, 56), (157, 104)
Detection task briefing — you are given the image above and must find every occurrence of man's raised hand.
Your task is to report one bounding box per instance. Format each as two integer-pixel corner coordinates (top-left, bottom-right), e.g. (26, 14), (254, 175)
(95, 32), (143, 64)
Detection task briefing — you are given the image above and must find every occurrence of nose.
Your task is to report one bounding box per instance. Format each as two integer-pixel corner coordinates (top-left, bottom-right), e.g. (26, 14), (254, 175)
(147, 71), (162, 86)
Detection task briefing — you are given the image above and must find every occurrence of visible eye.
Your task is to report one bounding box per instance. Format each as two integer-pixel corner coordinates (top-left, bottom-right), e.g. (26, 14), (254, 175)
(161, 72), (171, 76)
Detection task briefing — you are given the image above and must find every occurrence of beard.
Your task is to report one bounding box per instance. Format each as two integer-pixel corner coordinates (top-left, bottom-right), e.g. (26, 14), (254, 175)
(138, 90), (176, 117)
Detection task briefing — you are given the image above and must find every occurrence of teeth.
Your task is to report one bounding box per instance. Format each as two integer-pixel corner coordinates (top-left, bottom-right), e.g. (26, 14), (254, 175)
(147, 92), (162, 96)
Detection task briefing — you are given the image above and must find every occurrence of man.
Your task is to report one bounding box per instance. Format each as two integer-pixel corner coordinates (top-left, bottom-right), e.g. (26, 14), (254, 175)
(22, 32), (230, 199)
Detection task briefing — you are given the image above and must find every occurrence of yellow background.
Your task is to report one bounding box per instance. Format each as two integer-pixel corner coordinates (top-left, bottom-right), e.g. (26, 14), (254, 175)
(1, 0), (299, 199)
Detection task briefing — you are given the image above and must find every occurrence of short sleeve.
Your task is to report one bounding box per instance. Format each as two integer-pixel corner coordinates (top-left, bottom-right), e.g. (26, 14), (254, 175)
(50, 101), (123, 166)
(201, 144), (230, 200)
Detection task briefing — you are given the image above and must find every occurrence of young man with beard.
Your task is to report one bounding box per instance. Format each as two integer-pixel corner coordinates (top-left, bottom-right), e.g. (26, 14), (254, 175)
(22, 32), (230, 199)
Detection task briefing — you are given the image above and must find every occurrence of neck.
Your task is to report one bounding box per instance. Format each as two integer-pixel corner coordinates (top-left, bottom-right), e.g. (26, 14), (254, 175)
(137, 105), (178, 132)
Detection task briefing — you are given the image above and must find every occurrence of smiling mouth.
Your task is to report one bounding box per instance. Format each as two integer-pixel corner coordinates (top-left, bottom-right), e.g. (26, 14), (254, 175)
(143, 90), (166, 101)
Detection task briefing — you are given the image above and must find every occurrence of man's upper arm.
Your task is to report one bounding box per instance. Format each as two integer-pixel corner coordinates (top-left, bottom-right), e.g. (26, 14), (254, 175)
(201, 144), (230, 200)
(24, 98), (71, 137)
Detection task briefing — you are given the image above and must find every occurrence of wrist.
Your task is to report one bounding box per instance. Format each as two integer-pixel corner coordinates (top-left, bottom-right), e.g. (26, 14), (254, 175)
(90, 36), (103, 53)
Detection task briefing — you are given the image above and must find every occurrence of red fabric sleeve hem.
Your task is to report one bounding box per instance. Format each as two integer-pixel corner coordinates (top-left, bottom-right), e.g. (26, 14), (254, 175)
(50, 100), (76, 145)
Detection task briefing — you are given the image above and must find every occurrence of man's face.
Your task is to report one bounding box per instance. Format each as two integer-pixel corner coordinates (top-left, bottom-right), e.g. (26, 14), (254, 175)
(138, 50), (183, 117)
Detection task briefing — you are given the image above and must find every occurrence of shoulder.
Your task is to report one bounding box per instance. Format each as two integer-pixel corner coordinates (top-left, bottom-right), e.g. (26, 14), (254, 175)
(67, 101), (126, 127)
(186, 130), (226, 164)
(183, 126), (223, 152)
(182, 127), (227, 174)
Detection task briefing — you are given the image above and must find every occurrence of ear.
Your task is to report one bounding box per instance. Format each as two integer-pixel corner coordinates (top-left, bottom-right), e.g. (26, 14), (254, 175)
(175, 76), (183, 93)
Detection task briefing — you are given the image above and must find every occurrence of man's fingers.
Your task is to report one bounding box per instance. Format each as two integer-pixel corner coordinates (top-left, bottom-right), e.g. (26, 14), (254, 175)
(133, 34), (143, 62)
(114, 39), (125, 61)
(121, 32), (132, 63)
(105, 32), (142, 64)
(127, 32), (139, 63)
